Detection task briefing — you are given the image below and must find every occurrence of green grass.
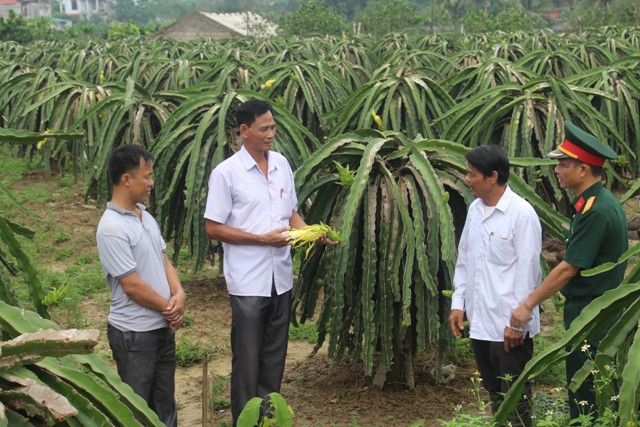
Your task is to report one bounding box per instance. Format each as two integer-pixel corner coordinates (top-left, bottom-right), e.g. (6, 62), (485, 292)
(0, 154), (34, 186)
(533, 303), (566, 386)
(0, 150), (106, 319)
(176, 338), (215, 367)
(210, 374), (231, 411)
(453, 336), (474, 360)
(288, 321), (318, 343)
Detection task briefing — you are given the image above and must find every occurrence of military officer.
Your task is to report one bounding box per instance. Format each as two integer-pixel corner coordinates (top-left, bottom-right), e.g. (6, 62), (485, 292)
(510, 121), (628, 419)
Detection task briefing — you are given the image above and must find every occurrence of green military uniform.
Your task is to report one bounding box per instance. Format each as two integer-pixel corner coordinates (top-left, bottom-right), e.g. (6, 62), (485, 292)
(562, 182), (627, 418)
(549, 122), (628, 419)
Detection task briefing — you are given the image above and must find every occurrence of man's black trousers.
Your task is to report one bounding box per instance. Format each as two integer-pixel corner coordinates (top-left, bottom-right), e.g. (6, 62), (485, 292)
(471, 336), (533, 427)
(107, 323), (177, 427)
(229, 286), (291, 425)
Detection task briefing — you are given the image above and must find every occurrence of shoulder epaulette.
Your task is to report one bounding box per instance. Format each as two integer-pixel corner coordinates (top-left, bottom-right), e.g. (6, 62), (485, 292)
(582, 196), (596, 214)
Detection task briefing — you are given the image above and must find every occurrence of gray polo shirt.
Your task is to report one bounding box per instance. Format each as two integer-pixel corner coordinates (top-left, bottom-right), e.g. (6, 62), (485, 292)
(96, 202), (170, 332)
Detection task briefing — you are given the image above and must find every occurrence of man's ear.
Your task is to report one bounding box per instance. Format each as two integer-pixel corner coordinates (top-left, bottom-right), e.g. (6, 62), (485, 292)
(238, 123), (248, 138)
(490, 170), (499, 184)
(579, 162), (588, 178)
(120, 172), (131, 187)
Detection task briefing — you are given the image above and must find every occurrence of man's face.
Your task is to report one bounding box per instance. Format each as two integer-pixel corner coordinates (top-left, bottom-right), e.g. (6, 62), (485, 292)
(464, 161), (495, 199)
(554, 159), (584, 190)
(123, 158), (154, 204)
(239, 111), (276, 154)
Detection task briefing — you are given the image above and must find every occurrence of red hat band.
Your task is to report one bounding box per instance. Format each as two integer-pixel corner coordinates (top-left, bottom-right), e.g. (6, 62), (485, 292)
(558, 139), (605, 167)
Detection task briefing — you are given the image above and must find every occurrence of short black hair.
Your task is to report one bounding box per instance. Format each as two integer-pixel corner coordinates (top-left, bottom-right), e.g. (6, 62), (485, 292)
(236, 99), (274, 127)
(108, 144), (154, 185)
(465, 145), (509, 185)
(589, 164), (603, 177)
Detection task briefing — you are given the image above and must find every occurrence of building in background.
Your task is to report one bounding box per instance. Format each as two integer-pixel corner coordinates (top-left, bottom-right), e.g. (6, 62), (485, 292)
(0, 0), (51, 19)
(58, 0), (111, 19)
(155, 11), (278, 41)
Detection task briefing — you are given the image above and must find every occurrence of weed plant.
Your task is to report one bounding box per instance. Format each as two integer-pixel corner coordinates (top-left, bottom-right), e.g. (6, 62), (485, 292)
(176, 338), (214, 367)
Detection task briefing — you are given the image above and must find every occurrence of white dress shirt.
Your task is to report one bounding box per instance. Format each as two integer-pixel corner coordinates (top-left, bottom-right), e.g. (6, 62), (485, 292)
(204, 145), (298, 297)
(451, 186), (542, 341)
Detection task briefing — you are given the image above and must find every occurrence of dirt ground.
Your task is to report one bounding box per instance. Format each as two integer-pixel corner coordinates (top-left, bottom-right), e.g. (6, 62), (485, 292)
(72, 276), (477, 427)
(173, 279), (476, 427)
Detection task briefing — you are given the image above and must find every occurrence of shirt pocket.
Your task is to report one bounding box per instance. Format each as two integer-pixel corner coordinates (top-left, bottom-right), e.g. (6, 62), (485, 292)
(488, 234), (515, 267)
(280, 194), (292, 220)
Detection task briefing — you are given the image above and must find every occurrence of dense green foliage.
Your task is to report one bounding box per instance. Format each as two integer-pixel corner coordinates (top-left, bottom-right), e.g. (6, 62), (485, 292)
(461, 8), (544, 32)
(0, 27), (639, 412)
(279, 0), (345, 36)
(354, 0), (423, 36)
(0, 11), (52, 44)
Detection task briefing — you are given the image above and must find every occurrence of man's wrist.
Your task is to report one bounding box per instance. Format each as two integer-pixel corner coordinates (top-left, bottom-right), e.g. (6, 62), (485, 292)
(256, 232), (268, 245)
(521, 298), (535, 311)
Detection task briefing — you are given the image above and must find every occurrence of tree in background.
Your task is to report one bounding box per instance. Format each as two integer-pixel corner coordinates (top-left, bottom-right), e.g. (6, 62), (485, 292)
(462, 7), (543, 32)
(113, 0), (150, 24)
(325, 0), (368, 18)
(568, 0), (640, 27)
(355, 0), (425, 35)
(440, 0), (476, 21)
(279, 0), (345, 36)
(112, 0), (220, 25)
(107, 21), (141, 39)
(0, 10), (51, 43)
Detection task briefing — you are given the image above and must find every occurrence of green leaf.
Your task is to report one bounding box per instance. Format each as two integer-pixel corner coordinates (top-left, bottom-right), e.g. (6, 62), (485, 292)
(0, 128), (83, 144)
(581, 243), (640, 277)
(0, 220), (47, 318)
(237, 396), (262, 427)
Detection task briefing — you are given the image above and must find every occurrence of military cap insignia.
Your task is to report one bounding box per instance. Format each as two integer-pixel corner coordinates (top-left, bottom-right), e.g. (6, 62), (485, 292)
(582, 196), (596, 214)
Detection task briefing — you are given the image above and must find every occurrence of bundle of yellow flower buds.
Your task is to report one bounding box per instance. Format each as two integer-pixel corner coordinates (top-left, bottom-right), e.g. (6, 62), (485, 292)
(285, 223), (341, 259)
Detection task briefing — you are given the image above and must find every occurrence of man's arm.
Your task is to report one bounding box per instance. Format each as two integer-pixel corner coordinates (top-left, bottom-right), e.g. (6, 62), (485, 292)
(289, 211), (306, 229)
(449, 217), (471, 337)
(504, 210), (542, 352)
(98, 229), (170, 313)
(510, 260), (579, 327)
(118, 272), (170, 312)
(205, 219), (289, 247)
(162, 253), (185, 329)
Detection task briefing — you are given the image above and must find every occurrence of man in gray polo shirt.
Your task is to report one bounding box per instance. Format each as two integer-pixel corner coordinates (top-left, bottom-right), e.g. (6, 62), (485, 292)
(96, 144), (185, 427)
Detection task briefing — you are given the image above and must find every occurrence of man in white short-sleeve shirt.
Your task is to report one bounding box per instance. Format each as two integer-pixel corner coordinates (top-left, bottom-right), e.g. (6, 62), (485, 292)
(96, 144), (185, 427)
(204, 100), (312, 424)
(449, 145), (541, 427)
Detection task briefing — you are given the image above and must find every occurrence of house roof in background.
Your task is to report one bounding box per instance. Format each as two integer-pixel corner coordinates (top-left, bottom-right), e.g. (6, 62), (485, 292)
(199, 11), (278, 36)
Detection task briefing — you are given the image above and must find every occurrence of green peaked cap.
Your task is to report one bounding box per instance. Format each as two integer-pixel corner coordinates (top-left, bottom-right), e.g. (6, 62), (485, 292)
(548, 121), (618, 163)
